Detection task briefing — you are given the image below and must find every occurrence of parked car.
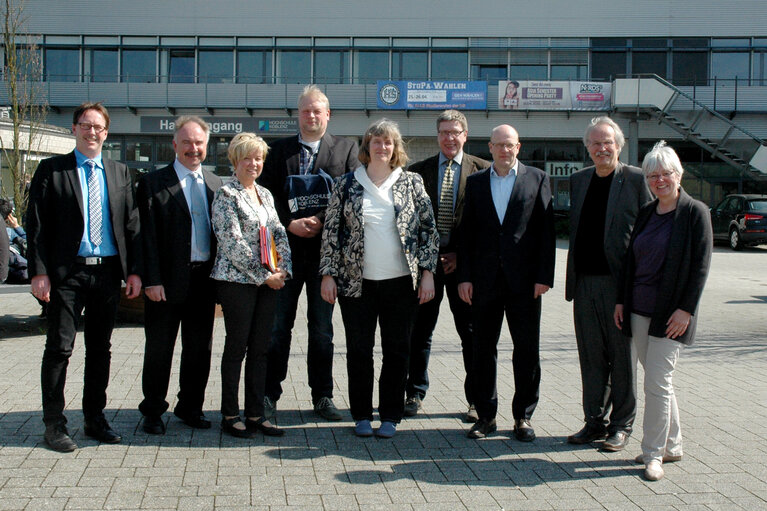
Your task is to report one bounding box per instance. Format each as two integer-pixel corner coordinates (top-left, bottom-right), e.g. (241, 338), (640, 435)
(710, 194), (767, 250)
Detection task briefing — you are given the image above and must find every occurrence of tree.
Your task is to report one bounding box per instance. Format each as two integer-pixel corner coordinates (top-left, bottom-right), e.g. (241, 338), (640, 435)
(1, 0), (46, 221)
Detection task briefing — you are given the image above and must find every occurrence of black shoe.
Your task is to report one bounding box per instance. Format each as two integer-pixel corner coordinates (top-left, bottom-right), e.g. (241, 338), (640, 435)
(403, 395), (422, 417)
(174, 410), (212, 429)
(467, 418), (497, 439)
(514, 419), (536, 442)
(567, 424), (608, 445)
(84, 417), (122, 444)
(221, 417), (254, 439)
(313, 397), (343, 421)
(246, 417), (285, 437)
(44, 424), (77, 452)
(142, 415), (166, 435)
(602, 430), (630, 452)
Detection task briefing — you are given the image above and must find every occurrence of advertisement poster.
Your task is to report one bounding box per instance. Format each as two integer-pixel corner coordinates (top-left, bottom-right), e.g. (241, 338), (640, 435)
(378, 81), (487, 110)
(498, 81), (611, 110)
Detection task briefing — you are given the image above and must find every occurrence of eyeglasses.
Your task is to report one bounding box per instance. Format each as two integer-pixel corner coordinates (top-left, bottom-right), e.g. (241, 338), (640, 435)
(438, 130), (465, 138)
(646, 171), (675, 182)
(588, 140), (615, 148)
(77, 122), (107, 133)
(491, 142), (519, 151)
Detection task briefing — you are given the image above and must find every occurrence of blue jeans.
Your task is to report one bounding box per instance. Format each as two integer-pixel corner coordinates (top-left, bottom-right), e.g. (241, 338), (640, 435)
(265, 260), (334, 404)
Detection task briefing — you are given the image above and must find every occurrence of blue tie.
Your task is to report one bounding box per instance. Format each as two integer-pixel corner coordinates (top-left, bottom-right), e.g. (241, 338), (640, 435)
(188, 172), (211, 261)
(85, 159), (103, 246)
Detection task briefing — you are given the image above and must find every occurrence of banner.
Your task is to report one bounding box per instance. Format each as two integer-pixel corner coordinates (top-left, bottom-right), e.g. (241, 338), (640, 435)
(499, 81), (611, 111)
(377, 81), (487, 110)
(140, 117), (297, 135)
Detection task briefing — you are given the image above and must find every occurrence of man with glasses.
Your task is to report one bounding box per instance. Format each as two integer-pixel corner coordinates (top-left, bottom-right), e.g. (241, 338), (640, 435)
(565, 116), (651, 451)
(27, 102), (142, 452)
(457, 124), (555, 441)
(404, 110), (489, 421)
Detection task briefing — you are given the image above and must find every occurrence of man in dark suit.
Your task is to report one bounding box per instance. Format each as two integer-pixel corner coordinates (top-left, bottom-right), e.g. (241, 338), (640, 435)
(457, 124), (555, 441)
(137, 116), (223, 434)
(259, 85), (358, 421)
(27, 102), (142, 452)
(565, 116), (652, 451)
(404, 110), (489, 421)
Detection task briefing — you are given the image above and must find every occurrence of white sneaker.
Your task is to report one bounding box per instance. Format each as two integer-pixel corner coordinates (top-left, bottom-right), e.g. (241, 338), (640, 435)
(644, 460), (664, 481)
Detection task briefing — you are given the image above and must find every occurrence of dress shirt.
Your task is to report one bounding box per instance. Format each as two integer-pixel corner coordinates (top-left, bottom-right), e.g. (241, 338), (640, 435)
(75, 149), (118, 257)
(173, 159), (211, 262)
(489, 160), (519, 224)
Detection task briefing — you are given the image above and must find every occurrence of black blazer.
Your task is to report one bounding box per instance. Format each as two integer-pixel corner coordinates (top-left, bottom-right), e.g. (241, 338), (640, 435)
(258, 132), (359, 263)
(26, 151), (141, 284)
(457, 163), (555, 296)
(137, 164), (222, 304)
(409, 152), (490, 253)
(565, 162), (652, 301)
(617, 189), (713, 345)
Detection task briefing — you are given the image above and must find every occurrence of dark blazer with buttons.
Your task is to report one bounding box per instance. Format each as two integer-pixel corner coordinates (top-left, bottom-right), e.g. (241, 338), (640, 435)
(457, 162), (555, 297)
(565, 162), (652, 302)
(409, 152), (490, 253)
(258, 132), (359, 263)
(26, 151), (141, 284)
(136, 163), (222, 304)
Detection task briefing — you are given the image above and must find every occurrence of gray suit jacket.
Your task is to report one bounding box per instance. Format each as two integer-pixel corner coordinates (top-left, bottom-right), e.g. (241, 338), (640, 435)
(565, 162), (652, 302)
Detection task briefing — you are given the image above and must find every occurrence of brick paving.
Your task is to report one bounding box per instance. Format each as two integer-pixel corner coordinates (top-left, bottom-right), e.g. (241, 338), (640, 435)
(1, 240), (766, 510)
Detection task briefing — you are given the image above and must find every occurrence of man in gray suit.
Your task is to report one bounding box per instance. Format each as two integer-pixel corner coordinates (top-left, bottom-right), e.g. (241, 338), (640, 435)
(565, 116), (652, 451)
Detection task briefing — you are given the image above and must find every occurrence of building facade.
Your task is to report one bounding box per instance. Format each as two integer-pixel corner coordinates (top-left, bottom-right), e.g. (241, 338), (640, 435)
(3, 0), (767, 207)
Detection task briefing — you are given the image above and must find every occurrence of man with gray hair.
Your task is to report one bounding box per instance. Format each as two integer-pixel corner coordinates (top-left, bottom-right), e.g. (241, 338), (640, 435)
(565, 116), (652, 451)
(259, 85), (358, 421)
(137, 115), (223, 434)
(404, 110), (489, 420)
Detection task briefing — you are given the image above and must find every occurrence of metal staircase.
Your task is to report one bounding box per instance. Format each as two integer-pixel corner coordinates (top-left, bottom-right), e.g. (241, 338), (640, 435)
(613, 75), (767, 181)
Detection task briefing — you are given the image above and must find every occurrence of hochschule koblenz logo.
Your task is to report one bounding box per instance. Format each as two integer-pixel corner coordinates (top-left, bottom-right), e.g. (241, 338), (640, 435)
(379, 83), (401, 106)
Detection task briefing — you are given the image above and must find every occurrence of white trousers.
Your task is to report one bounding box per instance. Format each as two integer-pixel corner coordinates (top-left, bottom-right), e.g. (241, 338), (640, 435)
(630, 314), (684, 463)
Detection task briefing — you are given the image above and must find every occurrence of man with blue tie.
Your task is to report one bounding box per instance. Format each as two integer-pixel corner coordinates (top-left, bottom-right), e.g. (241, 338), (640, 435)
(137, 116), (222, 434)
(27, 102), (143, 452)
(457, 124), (555, 441)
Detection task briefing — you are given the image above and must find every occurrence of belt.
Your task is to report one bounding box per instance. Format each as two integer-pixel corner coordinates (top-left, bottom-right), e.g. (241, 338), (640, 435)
(75, 256), (116, 266)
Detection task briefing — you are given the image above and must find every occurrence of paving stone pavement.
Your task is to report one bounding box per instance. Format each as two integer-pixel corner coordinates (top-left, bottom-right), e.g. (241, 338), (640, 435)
(1, 240), (766, 510)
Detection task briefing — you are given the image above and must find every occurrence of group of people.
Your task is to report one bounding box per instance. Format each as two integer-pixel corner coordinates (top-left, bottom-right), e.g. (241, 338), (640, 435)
(24, 86), (711, 482)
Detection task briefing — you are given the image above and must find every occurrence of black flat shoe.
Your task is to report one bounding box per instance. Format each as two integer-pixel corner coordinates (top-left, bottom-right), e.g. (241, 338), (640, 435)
(84, 416), (122, 444)
(567, 424), (607, 445)
(221, 417), (254, 439)
(246, 417), (284, 437)
(173, 410), (212, 429)
(142, 415), (166, 435)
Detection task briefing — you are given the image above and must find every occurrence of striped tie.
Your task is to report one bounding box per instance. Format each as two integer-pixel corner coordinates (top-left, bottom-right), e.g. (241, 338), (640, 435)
(85, 159), (103, 246)
(437, 159), (454, 237)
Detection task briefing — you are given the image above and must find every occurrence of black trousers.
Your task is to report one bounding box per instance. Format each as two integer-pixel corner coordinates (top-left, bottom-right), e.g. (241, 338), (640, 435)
(472, 277), (541, 422)
(217, 280), (276, 418)
(139, 267), (216, 418)
(41, 258), (121, 427)
(338, 276), (417, 423)
(407, 258), (473, 404)
(573, 274), (636, 433)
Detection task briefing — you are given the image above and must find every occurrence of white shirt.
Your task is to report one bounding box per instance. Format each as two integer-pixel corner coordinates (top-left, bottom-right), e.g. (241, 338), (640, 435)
(354, 166), (410, 281)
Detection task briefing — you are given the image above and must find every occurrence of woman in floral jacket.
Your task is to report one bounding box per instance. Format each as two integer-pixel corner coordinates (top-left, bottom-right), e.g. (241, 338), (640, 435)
(319, 118), (439, 439)
(211, 133), (291, 438)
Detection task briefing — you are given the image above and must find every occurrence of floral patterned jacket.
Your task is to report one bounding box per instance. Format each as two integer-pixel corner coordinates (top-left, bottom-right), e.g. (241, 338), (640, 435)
(319, 167), (439, 298)
(211, 179), (292, 286)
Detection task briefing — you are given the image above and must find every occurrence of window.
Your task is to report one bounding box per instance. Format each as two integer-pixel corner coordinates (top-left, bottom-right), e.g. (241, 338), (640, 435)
(591, 52), (626, 81)
(632, 52), (667, 78)
(712, 52), (750, 82)
(354, 50), (388, 84)
(393, 51), (427, 80)
(471, 65), (506, 83)
(431, 51), (467, 80)
(45, 48), (79, 82)
(125, 140), (153, 163)
(510, 65), (547, 80)
(91, 49), (118, 82)
(199, 50), (233, 83)
(237, 50), (272, 84)
(314, 50), (349, 84)
(672, 51), (707, 86)
(13, 47), (42, 80)
(550, 65), (587, 80)
(169, 49), (195, 83)
(278, 50), (310, 83)
(121, 49), (156, 83)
